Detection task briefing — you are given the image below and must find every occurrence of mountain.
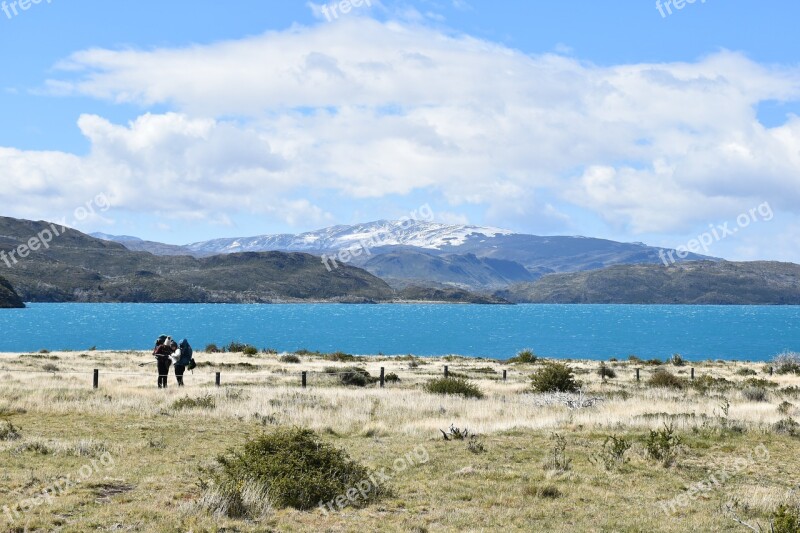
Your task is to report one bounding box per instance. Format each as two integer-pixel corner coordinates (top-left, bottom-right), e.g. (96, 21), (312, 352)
(497, 261), (800, 304)
(90, 233), (193, 256)
(95, 220), (713, 291)
(0, 217), (395, 303)
(0, 276), (24, 308)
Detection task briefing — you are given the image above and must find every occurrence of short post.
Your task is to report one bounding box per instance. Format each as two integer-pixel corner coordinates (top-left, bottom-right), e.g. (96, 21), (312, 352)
(379, 367), (385, 388)
(93, 369), (99, 389)
(635, 368), (640, 382)
(691, 367), (695, 380)
(770, 366), (774, 376)
(215, 372), (221, 387)
(301, 371), (307, 388)
(444, 365), (449, 378)
(502, 369), (507, 381)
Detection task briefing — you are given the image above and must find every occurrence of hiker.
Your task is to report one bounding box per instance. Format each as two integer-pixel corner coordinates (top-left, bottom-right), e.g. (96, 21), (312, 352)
(171, 338), (194, 387)
(153, 335), (174, 389)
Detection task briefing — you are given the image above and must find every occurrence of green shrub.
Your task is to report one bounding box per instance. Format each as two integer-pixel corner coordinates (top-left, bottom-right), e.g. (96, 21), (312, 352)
(742, 387), (768, 402)
(544, 433), (571, 472)
(42, 363), (59, 372)
(530, 362), (580, 393)
(279, 354), (301, 364)
(207, 428), (386, 512)
(295, 348), (322, 356)
(324, 367), (376, 387)
(508, 349), (537, 364)
(735, 367), (758, 376)
(744, 377), (779, 389)
(384, 372), (400, 383)
(0, 421), (21, 441)
(628, 355), (643, 363)
(205, 344), (221, 353)
(774, 352), (800, 375)
(773, 505), (800, 533)
(590, 435), (631, 470)
(647, 369), (686, 390)
(669, 353), (686, 366)
(325, 351), (358, 363)
(172, 395), (216, 410)
(424, 377), (484, 399)
(243, 346), (259, 356)
(524, 484), (561, 499)
(645, 423), (681, 466)
(646, 358), (664, 366)
(774, 417), (799, 436)
(597, 362), (616, 380)
(778, 401), (794, 415)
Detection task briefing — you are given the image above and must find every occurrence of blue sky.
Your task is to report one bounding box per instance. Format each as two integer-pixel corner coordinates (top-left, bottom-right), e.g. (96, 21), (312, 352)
(1, 0), (799, 261)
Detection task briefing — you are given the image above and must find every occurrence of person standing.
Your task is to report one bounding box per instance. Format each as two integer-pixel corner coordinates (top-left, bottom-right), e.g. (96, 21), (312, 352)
(153, 335), (174, 389)
(172, 338), (193, 387)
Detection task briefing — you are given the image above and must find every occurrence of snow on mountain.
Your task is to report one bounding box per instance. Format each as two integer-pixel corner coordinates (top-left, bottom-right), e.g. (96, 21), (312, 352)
(185, 220), (515, 255)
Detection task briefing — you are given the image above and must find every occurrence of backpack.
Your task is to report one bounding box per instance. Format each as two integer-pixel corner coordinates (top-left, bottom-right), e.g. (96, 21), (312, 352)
(179, 339), (197, 370)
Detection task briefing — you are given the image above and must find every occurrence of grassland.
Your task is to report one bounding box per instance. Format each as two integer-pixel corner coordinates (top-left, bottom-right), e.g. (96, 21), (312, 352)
(1, 349), (799, 532)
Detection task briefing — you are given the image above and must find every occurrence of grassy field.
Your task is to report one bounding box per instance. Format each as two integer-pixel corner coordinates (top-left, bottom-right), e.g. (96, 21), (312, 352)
(1, 349), (800, 532)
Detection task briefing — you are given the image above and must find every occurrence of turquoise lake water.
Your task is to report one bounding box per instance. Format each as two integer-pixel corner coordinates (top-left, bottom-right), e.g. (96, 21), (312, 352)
(0, 303), (798, 361)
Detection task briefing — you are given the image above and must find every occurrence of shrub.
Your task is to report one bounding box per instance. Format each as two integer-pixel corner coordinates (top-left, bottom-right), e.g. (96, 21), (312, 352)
(42, 363), (59, 372)
(590, 435), (631, 470)
(530, 362), (580, 393)
(172, 395), (216, 410)
(325, 351), (358, 363)
(324, 367), (375, 387)
(295, 348), (322, 356)
(774, 352), (800, 375)
(424, 377), (484, 399)
(225, 341), (250, 353)
(742, 387), (768, 402)
(735, 367), (758, 376)
(384, 372), (400, 383)
(262, 348), (278, 355)
(206, 428), (386, 512)
(279, 354), (301, 364)
(205, 344), (221, 353)
(243, 346), (259, 356)
(0, 421), (21, 441)
(646, 358), (664, 366)
(524, 484), (561, 499)
(773, 417), (799, 436)
(628, 355), (643, 363)
(745, 377), (779, 389)
(669, 353), (686, 366)
(773, 505), (800, 533)
(778, 401), (794, 415)
(597, 363), (616, 380)
(508, 349), (537, 364)
(645, 423), (681, 466)
(647, 369), (686, 390)
(544, 433), (571, 472)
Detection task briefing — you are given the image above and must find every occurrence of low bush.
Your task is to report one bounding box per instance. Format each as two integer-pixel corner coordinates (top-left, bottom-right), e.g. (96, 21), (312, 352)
(205, 343), (221, 353)
(530, 362), (580, 393)
(384, 372), (400, 383)
(773, 417), (799, 436)
(42, 363), (59, 372)
(508, 349), (537, 364)
(205, 428), (386, 513)
(524, 484), (561, 499)
(645, 423), (681, 466)
(778, 401), (794, 415)
(424, 377), (484, 399)
(735, 367), (758, 376)
(597, 362), (616, 380)
(774, 352), (800, 375)
(741, 387), (768, 402)
(669, 353), (686, 366)
(279, 354), (301, 364)
(647, 369), (686, 390)
(773, 505), (800, 533)
(226, 341), (248, 353)
(744, 377), (779, 389)
(0, 421), (21, 441)
(325, 351), (359, 363)
(172, 395), (216, 410)
(324, 367), (376, 387)
(243, 346), (259, 356)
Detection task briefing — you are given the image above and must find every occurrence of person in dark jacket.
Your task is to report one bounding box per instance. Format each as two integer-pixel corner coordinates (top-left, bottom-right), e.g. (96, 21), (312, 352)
(153, 335), (174, 389)
(171, 338), (193, 387)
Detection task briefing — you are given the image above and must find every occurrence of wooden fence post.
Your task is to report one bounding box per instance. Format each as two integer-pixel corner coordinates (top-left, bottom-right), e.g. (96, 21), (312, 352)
(302, 371), (307, 388)
(691, 368), (695, 380)
(380, 367), (385, 388)
(503, 369), (507, 381)
(635, 368), (640, 382)
(444, 365), (449, 378)
(93, 369), (99, 389)
(215, 372), (221, 387)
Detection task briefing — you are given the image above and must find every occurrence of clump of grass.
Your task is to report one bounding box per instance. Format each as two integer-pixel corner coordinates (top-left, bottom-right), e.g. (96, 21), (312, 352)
(773, 504), (800, 532)
(508, 349), (537, 364)
(774, 352), (800, 375)
(773, 417), (799, 436)
(172, 395), (216, 410)
(590, 435), (631, 470)
(669, 353), (686, 366)
(205, 344), (221, 353)
(279, 354), (301, 364)
(384, 372), (400, 383)
(524, 484), (562, 499)
(544, 433), (571, 472)
(597, 362), (616, 380)
(203, 427), (386, 514)
(530, 362), (580, 393)
(742, 387), (768, 402)
(778, 401), (794, 415)
(325, 351), (360, 363)
(424, 377), (484, 399)
(647, 369), (686, 390)
(736, 367), (758, 376)
(0, 421), (21, 441)
(42, 363), (59, 372)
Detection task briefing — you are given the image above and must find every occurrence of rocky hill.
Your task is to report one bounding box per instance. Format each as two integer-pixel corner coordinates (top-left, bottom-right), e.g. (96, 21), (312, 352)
(0, 276), (24, 308)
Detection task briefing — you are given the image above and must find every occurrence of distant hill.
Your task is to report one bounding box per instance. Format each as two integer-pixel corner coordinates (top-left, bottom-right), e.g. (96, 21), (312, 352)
(497, 261), (800, 304)
(95, 220), (713, 291)
(397, 286), (510, 304)
(0, 276), (24, 308)
(0, 217), (395, 303)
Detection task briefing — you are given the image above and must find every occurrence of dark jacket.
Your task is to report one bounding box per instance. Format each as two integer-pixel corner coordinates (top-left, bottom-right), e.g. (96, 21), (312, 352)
(153, 344), (174, 360)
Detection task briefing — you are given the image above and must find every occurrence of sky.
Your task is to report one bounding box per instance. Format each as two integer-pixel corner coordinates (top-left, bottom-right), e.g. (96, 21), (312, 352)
(1, 0), (799, 261)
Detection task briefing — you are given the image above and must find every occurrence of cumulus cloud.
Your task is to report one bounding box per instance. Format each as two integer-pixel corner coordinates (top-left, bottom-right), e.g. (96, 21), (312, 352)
(0, 17), (798, 247)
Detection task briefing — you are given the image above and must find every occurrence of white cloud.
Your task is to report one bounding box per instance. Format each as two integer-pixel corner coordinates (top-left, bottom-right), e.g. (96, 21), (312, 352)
(0, 17), (798, 253)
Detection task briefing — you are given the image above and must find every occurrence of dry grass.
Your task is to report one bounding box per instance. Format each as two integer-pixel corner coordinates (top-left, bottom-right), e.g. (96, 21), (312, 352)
(0, 350), (799, 531)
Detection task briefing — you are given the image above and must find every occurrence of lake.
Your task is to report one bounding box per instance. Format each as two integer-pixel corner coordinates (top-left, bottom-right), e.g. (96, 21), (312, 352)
(0, 303), (798, 361)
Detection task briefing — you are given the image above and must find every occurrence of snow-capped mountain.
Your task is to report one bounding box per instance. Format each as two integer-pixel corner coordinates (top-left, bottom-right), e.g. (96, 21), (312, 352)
(185, 220), (515, 255)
